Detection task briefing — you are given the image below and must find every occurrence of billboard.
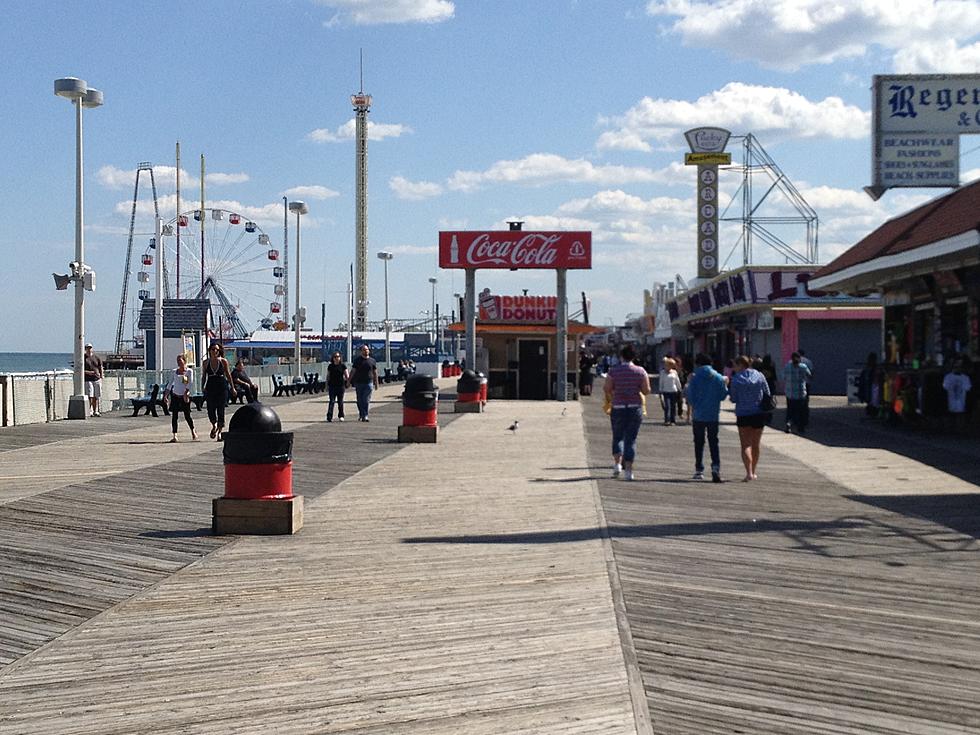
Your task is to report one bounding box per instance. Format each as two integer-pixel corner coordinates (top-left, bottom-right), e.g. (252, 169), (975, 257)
(868, 74), (979, 198)
(439, 231), (591, 269)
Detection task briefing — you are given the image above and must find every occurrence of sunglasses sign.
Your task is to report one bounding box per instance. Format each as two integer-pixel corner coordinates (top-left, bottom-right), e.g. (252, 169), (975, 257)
(439, 231), (592, 270)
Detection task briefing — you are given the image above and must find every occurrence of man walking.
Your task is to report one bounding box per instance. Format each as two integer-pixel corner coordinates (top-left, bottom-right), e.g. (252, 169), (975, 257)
(685, 353), (728, 483)
(83, 343), (104, 417)
(783, 351), (812, 434)
(349, 344), (379, 421)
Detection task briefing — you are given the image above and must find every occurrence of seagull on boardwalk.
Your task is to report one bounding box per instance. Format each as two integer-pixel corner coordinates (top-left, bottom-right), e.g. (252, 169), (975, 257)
(507, 420), (519, 432)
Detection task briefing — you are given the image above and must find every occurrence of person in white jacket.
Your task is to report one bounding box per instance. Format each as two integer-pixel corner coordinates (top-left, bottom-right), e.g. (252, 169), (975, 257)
(659, 357), (682, 425)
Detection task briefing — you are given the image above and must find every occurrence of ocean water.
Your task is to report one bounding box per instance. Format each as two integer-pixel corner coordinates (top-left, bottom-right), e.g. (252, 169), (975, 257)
(0, 352), (74, 374)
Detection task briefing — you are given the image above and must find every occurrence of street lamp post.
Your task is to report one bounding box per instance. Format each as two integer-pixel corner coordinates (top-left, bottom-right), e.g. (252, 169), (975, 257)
(54, 77), (103, 420)
(428, 277), (438, 354)
(288, 201), (309, 377)
(377, 251), (393, 370)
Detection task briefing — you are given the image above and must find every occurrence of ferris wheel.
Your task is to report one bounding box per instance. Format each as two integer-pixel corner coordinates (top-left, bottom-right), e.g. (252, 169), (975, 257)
(136, 208), (286, 340)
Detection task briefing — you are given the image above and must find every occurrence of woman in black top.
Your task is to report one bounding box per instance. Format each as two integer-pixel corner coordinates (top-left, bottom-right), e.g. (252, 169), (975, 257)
(349, 344), (379, 421)
(325, 352), (348, 422)
(202, 342), (236, 440)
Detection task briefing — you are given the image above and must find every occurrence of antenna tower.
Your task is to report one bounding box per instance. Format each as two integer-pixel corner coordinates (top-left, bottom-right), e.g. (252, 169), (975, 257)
(719, 133), (818, 268)
(115, 162), (168, 352)
(351, 52), (371, 329)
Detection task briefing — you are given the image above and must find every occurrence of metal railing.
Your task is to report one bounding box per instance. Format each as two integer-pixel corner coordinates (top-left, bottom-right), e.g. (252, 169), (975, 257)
(0, 362), (331, 427)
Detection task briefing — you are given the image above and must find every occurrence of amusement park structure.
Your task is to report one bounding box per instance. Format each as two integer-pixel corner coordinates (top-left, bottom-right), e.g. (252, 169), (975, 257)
(352, 61), (371, 330)
(115, 154), (287, 350)
(719, 133), (818, 268)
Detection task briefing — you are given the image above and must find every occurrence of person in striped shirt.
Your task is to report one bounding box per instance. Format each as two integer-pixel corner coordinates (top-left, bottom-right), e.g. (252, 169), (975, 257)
(604, 344), (651, 481)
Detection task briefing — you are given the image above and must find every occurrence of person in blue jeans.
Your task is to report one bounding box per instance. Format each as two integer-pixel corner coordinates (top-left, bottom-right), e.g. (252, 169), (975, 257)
(685, 353), (729, 483)
(604, 344), (652, 482)
(349, 344), (379, 421)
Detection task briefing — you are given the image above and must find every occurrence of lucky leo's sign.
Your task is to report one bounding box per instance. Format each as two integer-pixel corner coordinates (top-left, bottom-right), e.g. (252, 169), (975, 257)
(439, 231), (592, 269)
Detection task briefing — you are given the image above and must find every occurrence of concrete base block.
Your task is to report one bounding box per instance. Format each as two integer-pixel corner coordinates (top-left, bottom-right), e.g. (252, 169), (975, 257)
(212, 495), (304, 535)
(454, 401), (484, 413)
(398, 425), (438, 443)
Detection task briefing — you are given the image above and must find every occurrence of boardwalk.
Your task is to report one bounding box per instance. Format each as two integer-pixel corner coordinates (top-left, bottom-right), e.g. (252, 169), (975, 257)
(583, 392), (980, 734)
(0, 384), (642, 734)
(1, 383), (979, 734)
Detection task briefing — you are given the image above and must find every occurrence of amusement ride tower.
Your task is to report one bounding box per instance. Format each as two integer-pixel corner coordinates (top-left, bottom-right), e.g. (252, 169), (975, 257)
(351, 80), (371, 330)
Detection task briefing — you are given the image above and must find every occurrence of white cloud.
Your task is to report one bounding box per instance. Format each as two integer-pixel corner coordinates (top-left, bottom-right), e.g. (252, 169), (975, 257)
(557, 190), (690, 219)
(447, 154), (682, 192)
(647, 0), (980, 72)
(597, 83), (869, 152)
(308, 119), (412, 142)
(284, 185), (340, 200)
(317, 0), (453, 26)
(387, 244), (438, 255)
(389, 175), (443, 200)
(97, 164), (249, 190)
(892, 38), (980, 73)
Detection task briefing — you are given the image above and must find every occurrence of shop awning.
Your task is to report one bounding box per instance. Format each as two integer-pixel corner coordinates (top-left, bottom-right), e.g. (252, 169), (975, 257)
(810, 179), (980, 294)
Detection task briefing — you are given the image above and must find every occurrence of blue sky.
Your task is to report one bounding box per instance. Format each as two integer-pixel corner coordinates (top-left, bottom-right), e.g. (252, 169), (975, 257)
(2, 0), (979, 352)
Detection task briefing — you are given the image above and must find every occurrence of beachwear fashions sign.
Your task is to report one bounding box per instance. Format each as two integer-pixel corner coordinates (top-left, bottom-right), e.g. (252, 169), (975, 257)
(868, 74), (980, 197)
(438, 231), (592, 269)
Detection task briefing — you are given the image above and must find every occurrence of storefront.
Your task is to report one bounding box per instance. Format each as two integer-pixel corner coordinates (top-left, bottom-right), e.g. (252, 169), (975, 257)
(449, 291), (600, 399)
(662, 265), (882, 395)
(810, 179), (980, 419)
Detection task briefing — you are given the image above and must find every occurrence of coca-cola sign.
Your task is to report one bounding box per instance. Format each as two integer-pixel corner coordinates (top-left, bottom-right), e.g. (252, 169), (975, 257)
(439, 231), (592, 269)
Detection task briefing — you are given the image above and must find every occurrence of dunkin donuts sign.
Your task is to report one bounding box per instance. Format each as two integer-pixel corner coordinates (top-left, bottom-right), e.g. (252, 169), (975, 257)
(439, 231), (592, 269)
(479, 289), (557, 322)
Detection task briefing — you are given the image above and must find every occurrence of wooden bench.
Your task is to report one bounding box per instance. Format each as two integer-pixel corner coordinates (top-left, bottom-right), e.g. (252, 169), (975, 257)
(130, 385), (170, 417)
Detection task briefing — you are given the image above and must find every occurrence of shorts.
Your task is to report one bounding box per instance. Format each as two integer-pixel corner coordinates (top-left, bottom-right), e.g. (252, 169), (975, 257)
(736, 413), (766, 429)
(84, 379), (102, 398)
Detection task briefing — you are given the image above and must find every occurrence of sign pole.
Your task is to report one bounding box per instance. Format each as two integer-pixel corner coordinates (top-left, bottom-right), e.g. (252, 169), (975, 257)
(556, 268), (568, 402)
(464, 269), (476, 371)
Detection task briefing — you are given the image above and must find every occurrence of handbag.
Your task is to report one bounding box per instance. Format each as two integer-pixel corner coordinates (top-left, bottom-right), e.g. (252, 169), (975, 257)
(760, 393), (777, 413)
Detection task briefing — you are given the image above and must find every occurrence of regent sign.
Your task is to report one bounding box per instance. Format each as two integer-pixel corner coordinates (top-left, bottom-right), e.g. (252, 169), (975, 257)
(439, 231), (592, 269)
(868, 74), (980, 199)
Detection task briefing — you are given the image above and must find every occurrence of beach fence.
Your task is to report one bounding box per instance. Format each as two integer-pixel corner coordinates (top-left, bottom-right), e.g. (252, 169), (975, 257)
(1, 362), (330, 427)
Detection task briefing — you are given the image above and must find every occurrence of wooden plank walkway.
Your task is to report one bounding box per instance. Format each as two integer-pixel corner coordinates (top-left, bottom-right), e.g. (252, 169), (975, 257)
(0, 385), (447, 666)
(582, 389), (980, 734)
(0, 391), (643, 734)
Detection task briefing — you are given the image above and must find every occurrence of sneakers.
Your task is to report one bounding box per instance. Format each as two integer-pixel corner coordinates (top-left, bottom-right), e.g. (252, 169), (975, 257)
(612, 464), (622, 478)
(711, 471), (722, 483)
(338, 417), (345, 422)
(692, 471), (704, 480)
(624, 470), (635, 482)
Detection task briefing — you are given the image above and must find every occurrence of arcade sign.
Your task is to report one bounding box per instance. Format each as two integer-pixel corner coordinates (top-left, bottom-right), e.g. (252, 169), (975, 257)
(439, 231), (592, 269)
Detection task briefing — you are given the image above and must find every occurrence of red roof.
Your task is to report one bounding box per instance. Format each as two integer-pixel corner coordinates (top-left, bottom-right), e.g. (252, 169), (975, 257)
(814, 178), (980, 280)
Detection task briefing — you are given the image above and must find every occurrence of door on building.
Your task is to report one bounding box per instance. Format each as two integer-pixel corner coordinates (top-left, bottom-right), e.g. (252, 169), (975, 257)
(518, 339), (549, 399)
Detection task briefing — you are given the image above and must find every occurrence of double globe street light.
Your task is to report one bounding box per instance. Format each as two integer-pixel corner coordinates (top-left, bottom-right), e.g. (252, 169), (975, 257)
(54, 77), (103, 420)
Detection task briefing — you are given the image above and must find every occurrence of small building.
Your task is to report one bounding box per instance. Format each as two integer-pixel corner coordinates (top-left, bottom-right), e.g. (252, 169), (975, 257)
(138, 299), (211, 370)
(810, 179), (980, 366)
(661, 265), (882, 395)
(810, 179), (980, 419)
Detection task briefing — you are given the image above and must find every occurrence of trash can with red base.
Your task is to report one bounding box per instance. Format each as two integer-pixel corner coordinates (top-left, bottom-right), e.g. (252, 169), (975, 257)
(213, 402), (303, 534)
(455, 369), (484, 413)
(399, 374), (439, 442)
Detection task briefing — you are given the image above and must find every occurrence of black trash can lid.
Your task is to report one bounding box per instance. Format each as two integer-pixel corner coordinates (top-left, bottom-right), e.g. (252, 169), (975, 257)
(460, 369), (478, 381)
(228, 402), (282, 433)
(405, 374), (436, 393)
